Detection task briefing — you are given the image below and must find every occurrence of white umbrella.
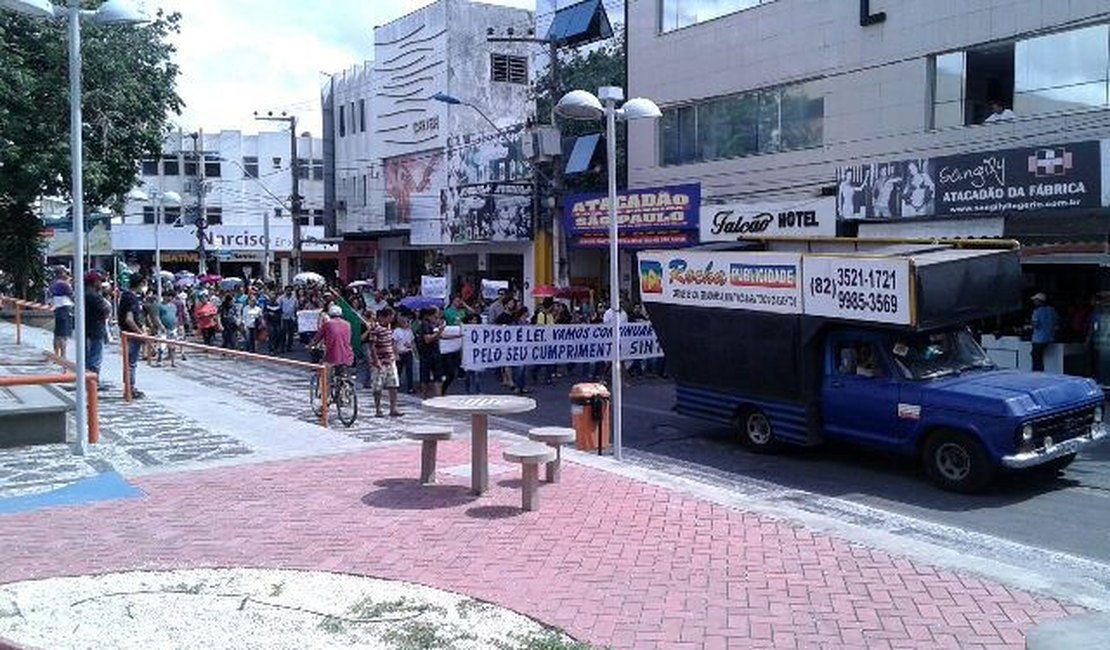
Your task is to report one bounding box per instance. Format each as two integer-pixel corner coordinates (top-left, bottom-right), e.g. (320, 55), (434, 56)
(219, 277), (244, 290)
(157, 270), (174, 280)
(294, 271), (326, 286)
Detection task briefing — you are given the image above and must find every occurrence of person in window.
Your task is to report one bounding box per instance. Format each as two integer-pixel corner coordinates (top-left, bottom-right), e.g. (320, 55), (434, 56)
(983, 100), (1016, 123)
(855, 345), (882, 378)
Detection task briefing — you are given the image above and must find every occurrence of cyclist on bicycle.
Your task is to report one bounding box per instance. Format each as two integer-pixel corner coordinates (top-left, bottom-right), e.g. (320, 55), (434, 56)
(310, 304), (355, 374)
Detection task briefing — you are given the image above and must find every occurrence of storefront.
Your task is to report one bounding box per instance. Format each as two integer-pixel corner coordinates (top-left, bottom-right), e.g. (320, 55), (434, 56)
(841, 139), (1110, 382)
(563, 183), (701, 304)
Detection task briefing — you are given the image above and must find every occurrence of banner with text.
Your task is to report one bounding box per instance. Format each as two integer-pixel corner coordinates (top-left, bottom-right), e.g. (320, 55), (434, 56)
(462, 323), (663, 370)
(421, 275), (447, 300)
(564, 183), (700, 248)
(638, 250), (803, 314)
(802, 256), (912, 325)
(837, 140), (1102, 219)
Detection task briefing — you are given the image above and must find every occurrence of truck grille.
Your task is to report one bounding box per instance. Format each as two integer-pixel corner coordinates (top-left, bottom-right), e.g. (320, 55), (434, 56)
(1029, 406), (1096, 445)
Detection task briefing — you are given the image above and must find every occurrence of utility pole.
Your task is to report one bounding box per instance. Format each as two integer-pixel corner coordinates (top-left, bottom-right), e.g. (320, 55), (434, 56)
(189, 131), (211, 276)
(254, 111), (302, 275)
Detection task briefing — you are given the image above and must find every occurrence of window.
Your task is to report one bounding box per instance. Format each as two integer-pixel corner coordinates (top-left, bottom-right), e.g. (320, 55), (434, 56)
(242, 156), (258, 178)
(661, 0), (776, 32)
(273, 207), (283, 218)
(163, 206), (181, 224)
(362, 175), (368, 206)
(350, 102), (356, 135)
(660, 79), (823, 166)
(161, 156), (179, 176)
(932, 25), (1110, 128)
(1014, 25), (1109, 116)
(204, 155), (221, 177)
(358, 99), (366, 132)
(184, 156), (198, 177)
(297, 158), (310, 180)
(271, 156), (282, 170)
(141, 157), (158, 176)
(339, 104), (346, 137)
(205, 207), (222, 225)
(491, 53), (528, 84)
(141, 205), (155, 224)
(312, 159), (324, 181)
(835, 343), (886, 379)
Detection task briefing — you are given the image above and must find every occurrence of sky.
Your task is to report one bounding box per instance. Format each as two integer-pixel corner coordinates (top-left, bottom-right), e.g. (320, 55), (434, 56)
(154, 0), (534, 138)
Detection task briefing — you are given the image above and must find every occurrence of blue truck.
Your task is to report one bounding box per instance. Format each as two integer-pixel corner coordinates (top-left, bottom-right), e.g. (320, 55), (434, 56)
(639, 239), (1107, 492)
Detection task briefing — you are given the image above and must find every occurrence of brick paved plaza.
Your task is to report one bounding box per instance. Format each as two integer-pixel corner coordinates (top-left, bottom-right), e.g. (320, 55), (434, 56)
(0, 323), (1091, 648)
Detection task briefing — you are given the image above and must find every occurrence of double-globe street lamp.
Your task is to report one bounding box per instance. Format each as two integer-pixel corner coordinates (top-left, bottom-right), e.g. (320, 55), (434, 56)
(1, 0), (148, 455)
(554, 86), (660, 461)
(127, 188), (182, 304)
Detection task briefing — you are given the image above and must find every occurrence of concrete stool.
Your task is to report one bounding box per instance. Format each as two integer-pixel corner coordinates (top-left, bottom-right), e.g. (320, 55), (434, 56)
(406, 426), (453, 485)
(502, 444), (556, 512)
(527, 426), (576, 483)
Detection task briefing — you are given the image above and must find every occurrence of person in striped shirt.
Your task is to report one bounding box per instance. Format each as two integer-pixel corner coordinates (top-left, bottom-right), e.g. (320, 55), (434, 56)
(367, 307), (403, 417)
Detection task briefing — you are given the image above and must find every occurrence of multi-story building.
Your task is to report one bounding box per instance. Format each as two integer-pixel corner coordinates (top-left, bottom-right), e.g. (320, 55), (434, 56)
(113, 129), (335, 282)
(628, 0), (1110, 375)
(323, 0), (535, 293)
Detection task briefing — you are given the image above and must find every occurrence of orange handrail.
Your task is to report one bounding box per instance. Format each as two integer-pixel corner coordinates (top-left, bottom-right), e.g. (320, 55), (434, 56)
(0, 372), (99, 444)
(0, 295), (54, 345)
(43, 352), (101, 444)
(119, 331), (331, 427)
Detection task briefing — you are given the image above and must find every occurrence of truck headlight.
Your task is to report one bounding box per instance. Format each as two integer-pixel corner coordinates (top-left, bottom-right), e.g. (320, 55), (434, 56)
(1094, 406), (1103, 424)
(1021, 424), (1034, 443)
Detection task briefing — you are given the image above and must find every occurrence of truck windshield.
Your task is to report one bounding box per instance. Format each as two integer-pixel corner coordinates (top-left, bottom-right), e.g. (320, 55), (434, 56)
(891, 329), (995, 380)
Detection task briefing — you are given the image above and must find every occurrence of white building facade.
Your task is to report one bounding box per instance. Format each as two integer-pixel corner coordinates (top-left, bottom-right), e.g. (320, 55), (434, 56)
(324, 0), (536, 295)
(114, 129), (333, 283)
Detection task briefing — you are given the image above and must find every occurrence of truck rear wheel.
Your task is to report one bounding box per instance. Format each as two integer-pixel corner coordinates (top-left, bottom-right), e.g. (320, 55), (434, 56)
(922, 430), (994, 493)
(737, 408), (779, 453)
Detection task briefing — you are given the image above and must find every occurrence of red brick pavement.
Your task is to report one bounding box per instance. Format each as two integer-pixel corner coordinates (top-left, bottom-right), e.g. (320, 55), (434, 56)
(0, 441), (1083, 649)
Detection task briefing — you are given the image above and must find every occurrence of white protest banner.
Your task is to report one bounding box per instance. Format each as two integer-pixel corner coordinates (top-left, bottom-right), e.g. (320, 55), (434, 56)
(439, 325), (463, 354)
(296, 309), (321, 333)
(462, 323), (663, 370)
(802, 255), (912, 325)
(638, 250), (802, 314)
(481, 279), (509, 300)
(421, 275), (447, 300)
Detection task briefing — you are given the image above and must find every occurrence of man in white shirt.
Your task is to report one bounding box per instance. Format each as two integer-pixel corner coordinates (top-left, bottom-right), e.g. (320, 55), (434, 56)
(983, 100), (1016, 123)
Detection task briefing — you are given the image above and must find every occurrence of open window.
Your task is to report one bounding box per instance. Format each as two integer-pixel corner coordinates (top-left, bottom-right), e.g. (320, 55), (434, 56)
(835, 342), (886, 379)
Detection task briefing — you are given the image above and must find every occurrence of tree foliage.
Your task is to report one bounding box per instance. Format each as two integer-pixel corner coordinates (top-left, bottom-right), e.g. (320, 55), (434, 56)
(534, 30), (627, 194)
(0, 3), (181, 298)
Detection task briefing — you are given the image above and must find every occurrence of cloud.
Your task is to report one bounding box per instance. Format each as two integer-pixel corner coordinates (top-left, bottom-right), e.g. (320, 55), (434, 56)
(154, 0), (534, 137)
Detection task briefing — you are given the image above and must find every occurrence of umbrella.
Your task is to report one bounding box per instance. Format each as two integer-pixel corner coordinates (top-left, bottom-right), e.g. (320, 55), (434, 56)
(347, 280), (374, 290)
(174, 275), (197, 288)
(293, 271), (326, 286)
(532, 284), (557, 298)
(219, 277), (243, 290)
(555, 286), (593, 300)
(198, 274), (222, 284)
(399, 295), (443, 311)
(174, 270), (195, 278)
(157, 270), (174, 280)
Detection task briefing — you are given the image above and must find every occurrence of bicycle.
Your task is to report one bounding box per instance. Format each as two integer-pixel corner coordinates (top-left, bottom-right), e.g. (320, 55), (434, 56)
(309, 359), (359, 427)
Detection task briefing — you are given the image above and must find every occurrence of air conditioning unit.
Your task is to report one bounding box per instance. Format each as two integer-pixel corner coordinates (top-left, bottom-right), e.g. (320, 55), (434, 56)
(534, 126), (561, 159)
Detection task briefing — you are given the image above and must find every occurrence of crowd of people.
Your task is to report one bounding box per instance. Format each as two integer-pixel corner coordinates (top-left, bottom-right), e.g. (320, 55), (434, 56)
(53, 269), (668, 405)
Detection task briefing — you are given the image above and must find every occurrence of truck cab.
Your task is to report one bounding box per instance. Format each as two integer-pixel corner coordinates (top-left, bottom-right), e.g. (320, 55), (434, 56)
(640, 238), (1108, 492)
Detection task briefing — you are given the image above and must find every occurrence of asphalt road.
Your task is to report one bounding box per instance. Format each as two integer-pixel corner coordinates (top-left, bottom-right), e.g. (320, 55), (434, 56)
(479, 369), (1110, 567)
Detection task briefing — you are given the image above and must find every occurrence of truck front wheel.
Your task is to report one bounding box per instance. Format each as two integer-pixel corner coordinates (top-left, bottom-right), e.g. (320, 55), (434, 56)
(737, 409), (779, 453)
(922, 430), (994, 493)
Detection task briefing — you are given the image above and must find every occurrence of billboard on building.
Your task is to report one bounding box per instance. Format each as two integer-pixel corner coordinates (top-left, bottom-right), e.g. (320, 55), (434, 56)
(384, 151), (443, 225)
(565, 183), (701, 248)
(700, 196), (836, 241)
(837, 140), (1103, 219)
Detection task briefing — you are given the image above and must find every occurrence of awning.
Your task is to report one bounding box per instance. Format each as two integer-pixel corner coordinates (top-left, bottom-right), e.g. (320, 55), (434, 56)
(856, 216), (1004, 239)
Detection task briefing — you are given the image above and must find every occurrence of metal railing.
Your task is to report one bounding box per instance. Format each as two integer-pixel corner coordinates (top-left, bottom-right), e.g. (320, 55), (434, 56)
(0, 295), (54, 344)
(119, 331), (331, 427)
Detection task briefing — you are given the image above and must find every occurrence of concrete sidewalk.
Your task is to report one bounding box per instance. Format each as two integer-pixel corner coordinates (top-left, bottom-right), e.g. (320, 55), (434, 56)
(0, 321), (1090, 647)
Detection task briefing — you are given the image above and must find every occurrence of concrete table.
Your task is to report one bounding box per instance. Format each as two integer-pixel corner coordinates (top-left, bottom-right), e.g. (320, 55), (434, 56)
(422, 395), (536, 495)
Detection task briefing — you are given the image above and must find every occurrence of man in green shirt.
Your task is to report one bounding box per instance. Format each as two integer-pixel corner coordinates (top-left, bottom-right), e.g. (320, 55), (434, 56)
(443, 296), (474, 326)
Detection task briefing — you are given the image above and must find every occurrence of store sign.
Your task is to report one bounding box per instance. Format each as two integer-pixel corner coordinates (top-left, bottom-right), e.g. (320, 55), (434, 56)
(462, 323), (663, 370)
(110, 224), (330, 252)
(565, 183), (700, 248)
(802, 256), (912, 325)
(837, 140), (1102, 219)
(638, 251), (802, 314)
(700, 197), (836, 241)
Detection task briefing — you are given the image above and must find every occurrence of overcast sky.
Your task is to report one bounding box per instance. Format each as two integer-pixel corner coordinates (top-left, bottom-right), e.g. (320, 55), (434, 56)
(154, 0), (534, 138)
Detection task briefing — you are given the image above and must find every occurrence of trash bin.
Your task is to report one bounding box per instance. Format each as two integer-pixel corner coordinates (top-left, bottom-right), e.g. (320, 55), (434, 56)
(570, 383), (610, 452)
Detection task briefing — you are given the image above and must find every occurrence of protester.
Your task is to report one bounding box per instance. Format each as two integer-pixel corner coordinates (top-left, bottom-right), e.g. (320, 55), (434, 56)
(1030, 293), (1060, 372)
(414, 308), (445, 398)
(157, 293), (179, 367)
(194, 292), (219, 346)
(277, 286), (298, 353)
(309, 304), (355, 371)
(50, 266), (74, 359)
(393, 314), (415, 394)
(463, 312), (484, 394)
(83, 271), (110, 386)
(219, 294), (239, 350)
(367, 307), (404, 417)
(117, 277), (148, 398)
(241, 294), (264, 353)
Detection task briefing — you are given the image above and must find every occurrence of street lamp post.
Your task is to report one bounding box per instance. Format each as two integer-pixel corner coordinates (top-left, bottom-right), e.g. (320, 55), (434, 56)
(554, 87), (660, 461)
(1, 0), (148, 455)
(128, 188), (181, 304)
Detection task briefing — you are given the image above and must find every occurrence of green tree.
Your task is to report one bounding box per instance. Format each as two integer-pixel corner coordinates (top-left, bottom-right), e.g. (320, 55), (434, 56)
(0, 3), (181, 299)
(534, 30), (627, 194)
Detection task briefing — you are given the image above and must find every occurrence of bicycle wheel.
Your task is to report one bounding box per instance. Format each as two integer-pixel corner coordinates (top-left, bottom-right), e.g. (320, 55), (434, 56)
(336, 378), (358, 427)
(309, 373), (324, 417)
